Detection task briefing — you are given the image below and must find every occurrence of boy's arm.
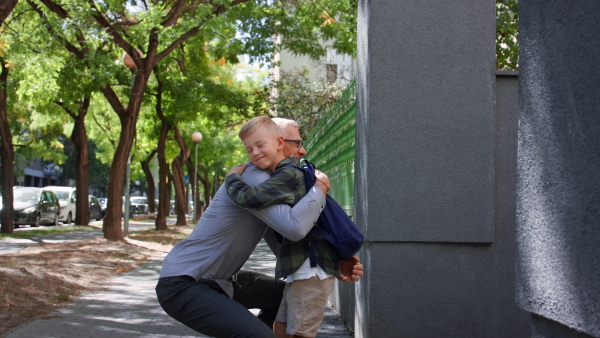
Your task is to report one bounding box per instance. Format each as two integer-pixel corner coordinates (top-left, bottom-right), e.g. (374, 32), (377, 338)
(225, 168), (301, 208)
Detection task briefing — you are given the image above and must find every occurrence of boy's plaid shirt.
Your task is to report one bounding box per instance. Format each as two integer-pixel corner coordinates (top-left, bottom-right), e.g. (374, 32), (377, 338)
(225, 157), (339, 279)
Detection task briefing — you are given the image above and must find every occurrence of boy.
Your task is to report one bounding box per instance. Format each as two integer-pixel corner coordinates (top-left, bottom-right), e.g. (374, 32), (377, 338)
(225, 116), (338, 338)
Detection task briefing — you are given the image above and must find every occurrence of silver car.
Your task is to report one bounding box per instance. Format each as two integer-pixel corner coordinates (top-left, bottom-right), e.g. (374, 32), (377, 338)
(9, 187), (61, 227)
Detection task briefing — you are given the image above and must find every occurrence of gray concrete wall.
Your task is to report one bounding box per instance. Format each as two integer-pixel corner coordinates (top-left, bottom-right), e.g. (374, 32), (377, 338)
(354, 0), (529, 336)
(357, 0), (496, 244)
(516, 1), (600, 336)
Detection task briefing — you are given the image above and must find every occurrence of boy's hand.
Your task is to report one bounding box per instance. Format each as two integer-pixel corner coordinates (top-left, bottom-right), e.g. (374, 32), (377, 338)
(337, 256), (364, 283)
(226, 163), (249, 177)
(314, 170), (331, 192)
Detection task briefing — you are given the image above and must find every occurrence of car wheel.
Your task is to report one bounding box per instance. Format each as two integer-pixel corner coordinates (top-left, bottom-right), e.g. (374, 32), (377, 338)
(66, 212), (72, 225)
(32, 214), (41, 227)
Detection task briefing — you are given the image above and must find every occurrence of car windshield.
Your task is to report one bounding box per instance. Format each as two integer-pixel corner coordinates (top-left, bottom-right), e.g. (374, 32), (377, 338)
(131, 198), (147, 203)
(53, 191), (71, 201)
(13, 190), (40, 203)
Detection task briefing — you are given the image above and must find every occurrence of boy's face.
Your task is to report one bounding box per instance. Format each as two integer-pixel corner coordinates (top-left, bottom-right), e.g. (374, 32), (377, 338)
(243, 126), (284, 173)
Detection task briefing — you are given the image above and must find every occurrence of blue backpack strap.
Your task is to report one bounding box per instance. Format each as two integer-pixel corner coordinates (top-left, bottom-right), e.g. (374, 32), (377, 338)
(284, 160), (318, 267)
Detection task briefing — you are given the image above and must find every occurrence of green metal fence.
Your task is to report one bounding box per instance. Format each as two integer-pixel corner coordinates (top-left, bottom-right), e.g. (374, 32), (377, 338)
(304, 79), (356, 217)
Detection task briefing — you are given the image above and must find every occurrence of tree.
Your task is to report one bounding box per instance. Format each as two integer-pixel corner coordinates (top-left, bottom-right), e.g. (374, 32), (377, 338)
(35, 0), (239, 239)
(0, 4), (67, 232)
(0, 56), (14, 233)
(0, 0), (18, 233)
(496, 0), (519, 70)
(270, 67), (343, 138)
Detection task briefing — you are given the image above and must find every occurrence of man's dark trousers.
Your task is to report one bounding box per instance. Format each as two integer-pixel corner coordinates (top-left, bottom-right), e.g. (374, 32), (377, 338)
(156, 271), (284, 337)
(233, 270), (285, 328)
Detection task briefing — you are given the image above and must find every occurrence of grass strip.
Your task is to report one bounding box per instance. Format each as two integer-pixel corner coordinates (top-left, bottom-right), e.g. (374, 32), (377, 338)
(0, 225), (93, 239)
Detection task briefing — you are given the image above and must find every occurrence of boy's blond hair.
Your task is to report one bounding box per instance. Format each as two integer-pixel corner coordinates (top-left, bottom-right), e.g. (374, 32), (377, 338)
(239, 116), (282, 140)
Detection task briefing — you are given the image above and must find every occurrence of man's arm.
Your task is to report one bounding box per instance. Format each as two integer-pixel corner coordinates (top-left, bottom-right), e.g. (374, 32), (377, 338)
(247, 185), (326, 241)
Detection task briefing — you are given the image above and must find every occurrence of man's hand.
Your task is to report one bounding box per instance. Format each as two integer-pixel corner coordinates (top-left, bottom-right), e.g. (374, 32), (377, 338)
(337, 256), (364, 283)
(226, 163), (249, 177)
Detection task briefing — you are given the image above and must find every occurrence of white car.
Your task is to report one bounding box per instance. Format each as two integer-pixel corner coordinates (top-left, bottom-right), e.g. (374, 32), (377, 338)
(44, 186), (77, 224)
(129, 196), (148, 215)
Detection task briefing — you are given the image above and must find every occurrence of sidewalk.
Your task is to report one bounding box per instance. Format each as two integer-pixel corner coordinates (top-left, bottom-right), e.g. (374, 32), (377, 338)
(0, 224), (353, 337)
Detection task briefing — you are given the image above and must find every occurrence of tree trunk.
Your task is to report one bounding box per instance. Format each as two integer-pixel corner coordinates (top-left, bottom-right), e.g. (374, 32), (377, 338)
(103, 70), (151, 240)
(0, 58), (14, 234)
(154, 75), (170, 230)
(142, 149), (157, 214)
(70, 98), (91, 226)
(171, 157), (187, 225)
(0, 0), (18, 25)
(155, 124), (170, 230)
(171, 126), (191, 225)
(201, 172), (211, 209)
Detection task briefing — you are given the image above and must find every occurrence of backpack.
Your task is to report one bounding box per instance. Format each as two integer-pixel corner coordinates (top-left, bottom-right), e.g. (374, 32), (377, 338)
(285, 159), (364, 261)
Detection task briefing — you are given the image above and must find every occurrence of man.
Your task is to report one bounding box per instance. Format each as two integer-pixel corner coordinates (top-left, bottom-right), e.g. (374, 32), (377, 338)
(156, 118), (363, 337)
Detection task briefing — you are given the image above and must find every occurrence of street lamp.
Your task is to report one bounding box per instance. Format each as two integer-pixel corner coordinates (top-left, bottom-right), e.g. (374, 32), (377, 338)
(191, 132), (203, 223)
(53, 165), (61, 185)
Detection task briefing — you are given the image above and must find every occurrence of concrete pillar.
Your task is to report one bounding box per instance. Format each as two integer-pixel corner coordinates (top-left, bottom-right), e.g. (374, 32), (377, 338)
(355, 1), (528, 336)
(517, 1), (600, 336)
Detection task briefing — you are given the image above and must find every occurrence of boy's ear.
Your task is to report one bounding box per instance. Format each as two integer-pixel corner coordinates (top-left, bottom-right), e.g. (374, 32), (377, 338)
(276, 136), (284, 150)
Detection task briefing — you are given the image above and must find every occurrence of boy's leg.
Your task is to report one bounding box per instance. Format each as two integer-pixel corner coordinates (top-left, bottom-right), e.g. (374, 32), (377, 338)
(233, 270), (286, 328)
(275, 276), (336, 338)
(156, 277), (275, 337)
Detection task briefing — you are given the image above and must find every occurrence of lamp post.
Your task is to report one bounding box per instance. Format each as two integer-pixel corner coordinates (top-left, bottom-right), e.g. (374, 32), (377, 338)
(191, 132), (203, 223)
(53, 165), (61, 185)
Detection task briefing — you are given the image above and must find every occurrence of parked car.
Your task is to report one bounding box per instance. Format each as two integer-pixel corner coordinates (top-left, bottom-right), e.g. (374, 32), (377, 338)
(98, 197), (107, 217)
(10, 187), (60, 227)
(89, 195), (103, 221)
(44, 186), (76, 224)
(129, 196), (148, 215)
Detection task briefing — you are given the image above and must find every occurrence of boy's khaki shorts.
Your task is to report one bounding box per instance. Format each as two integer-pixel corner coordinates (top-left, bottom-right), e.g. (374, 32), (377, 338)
(275, 276), (336, 337)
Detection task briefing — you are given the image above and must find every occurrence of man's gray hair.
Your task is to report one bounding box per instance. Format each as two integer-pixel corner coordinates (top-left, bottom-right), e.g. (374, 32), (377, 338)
(271, 118), (299, 138)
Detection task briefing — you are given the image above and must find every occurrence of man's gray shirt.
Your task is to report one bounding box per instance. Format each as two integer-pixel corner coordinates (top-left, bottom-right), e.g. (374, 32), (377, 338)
(159, 164), (326, 297)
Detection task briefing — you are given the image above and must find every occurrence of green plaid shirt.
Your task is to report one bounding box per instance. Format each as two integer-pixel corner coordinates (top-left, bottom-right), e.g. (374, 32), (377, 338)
(225, 157), (339, 278)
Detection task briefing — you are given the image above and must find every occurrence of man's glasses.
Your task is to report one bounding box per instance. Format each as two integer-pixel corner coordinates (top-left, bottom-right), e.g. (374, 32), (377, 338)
(284, 139), (304, 149)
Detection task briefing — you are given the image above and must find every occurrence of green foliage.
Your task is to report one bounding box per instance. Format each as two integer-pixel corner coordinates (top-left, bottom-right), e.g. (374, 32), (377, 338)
(271, 0), (358, 60)
(496, 0), (519, 70)
(0, 11), (68, 164)
(271, 67), (344, 138)
(88, 141), (111, 196)
(185, 117), (249, 180)
(87, 92), (121, 165)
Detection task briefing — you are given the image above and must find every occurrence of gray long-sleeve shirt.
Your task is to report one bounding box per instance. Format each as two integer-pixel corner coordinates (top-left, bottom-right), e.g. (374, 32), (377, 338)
(159, 164), (326, 297)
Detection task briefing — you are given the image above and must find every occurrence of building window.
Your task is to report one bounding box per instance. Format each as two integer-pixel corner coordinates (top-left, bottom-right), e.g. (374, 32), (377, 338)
(326, 64), (337, 83)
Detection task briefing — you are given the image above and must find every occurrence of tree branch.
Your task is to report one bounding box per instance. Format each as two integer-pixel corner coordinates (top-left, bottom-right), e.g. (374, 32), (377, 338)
(38, 0), (68, 19)
(100, 86), (127, 117)
(160, 0), (188, 28)
(87, 0), (140, 66)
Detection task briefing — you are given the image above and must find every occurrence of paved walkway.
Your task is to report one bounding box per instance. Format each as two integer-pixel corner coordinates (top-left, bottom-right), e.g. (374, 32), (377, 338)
(0, 223), (352, 337)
